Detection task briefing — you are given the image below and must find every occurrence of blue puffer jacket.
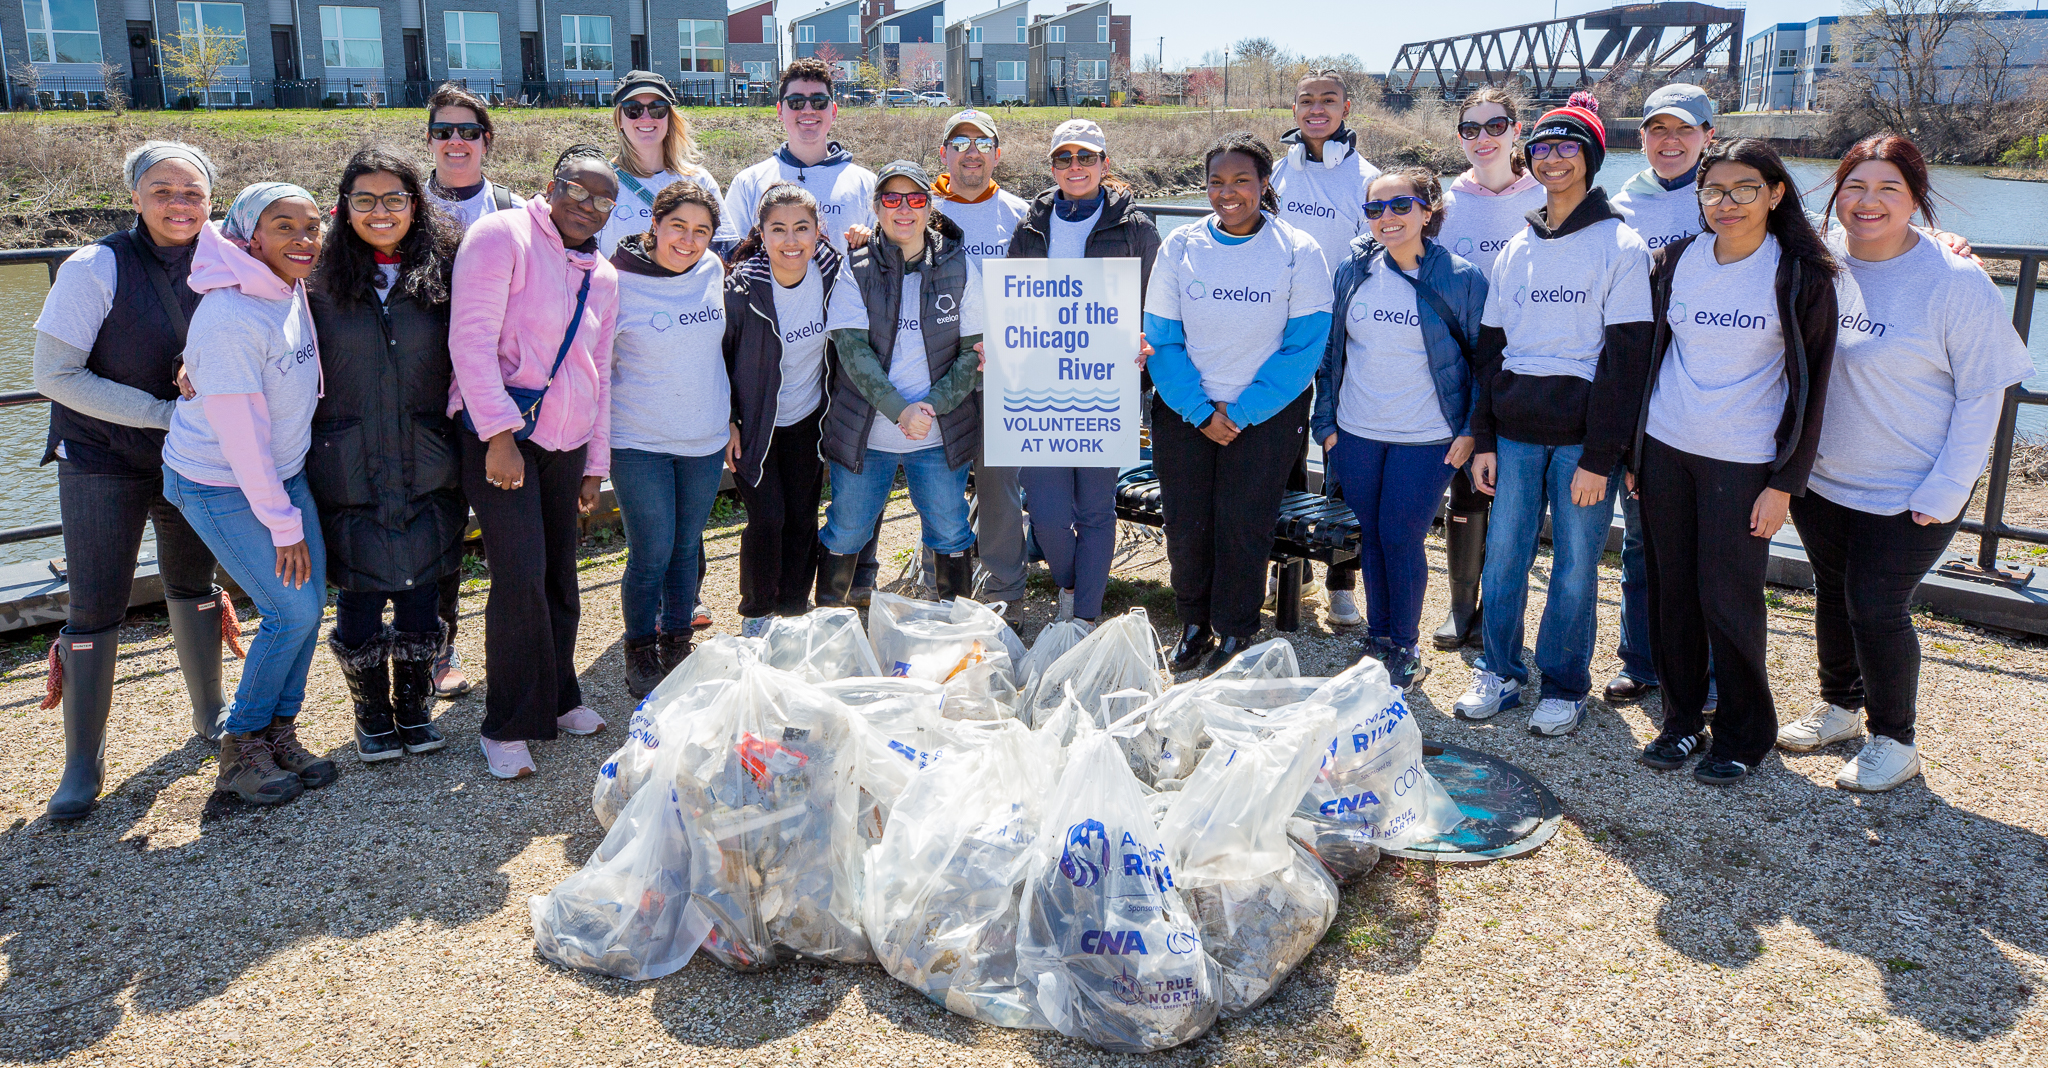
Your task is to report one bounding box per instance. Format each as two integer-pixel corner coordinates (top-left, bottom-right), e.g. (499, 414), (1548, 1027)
(1310, 235), (1489, 446)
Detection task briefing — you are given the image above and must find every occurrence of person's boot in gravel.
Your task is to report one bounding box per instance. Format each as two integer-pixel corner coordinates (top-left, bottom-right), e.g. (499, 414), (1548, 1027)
(658, 631), (692, 674)
(389, 628), (448, 754)
(45, 628), (119, 820)
(164, 587), (232, 741)
(814, 551), (861, 609)
(934, 550), (974, 602)
(1433, 507), (1488, 650)
(264, 716), (338, 788)
(622, 636), (665, 699)
(431, 619), (474, 699)
(216, 731), (305, 805)
(330, 629), (401, 764)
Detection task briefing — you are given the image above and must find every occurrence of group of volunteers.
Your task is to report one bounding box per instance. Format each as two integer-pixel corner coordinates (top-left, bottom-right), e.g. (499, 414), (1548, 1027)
(29, 62), (2028, 822)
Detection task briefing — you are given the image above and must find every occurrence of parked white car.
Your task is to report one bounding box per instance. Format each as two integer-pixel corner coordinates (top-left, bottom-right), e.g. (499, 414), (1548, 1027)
(919, 92), (951, 107)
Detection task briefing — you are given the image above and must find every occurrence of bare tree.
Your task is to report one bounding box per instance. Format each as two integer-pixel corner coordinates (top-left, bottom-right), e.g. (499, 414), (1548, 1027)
(98, 60), (128, 115)
(162, 31), (240, 109)
(1831, 0), (1997, 134)
(9, 60), (43, 111)
(1822, 0), (2048, 160)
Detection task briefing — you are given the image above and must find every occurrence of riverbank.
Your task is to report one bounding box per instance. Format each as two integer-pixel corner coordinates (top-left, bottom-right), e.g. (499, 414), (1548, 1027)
(0, 105), (1462, 248)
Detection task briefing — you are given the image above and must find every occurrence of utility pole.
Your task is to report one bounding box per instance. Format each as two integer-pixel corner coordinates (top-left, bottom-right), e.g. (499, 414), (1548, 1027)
(1223, 48), (1230, 108)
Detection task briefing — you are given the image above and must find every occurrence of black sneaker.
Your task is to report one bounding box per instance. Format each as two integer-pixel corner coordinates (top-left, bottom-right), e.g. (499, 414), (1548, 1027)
(1383, 643), (1430, 693)
(1639, 730), (1710, 770)
(1694, 758), (1752, 786)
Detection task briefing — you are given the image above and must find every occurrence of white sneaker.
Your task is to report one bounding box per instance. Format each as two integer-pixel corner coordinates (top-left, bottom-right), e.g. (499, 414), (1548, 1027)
(1326, 589), (1363, 627)
(1777, 700), (1863, 752)
(1835, 735), (1921, 792)
(1528, 697), (1588, 737)
(1263, 571), (1279, 609)
(1056, 588), (1075, 622)
(739, 616), (770, 639)
(1452, 668), (1521, 721)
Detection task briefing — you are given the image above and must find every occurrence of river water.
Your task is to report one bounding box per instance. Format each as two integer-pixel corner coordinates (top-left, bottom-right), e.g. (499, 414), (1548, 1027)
(1, 149), (2045, 567)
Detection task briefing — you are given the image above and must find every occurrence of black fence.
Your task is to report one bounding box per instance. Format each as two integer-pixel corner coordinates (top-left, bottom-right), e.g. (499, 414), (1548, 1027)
(3, 74), (761, 111)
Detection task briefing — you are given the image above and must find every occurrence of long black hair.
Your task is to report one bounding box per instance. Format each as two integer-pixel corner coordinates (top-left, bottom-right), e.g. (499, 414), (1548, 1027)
(315, 146), (460, 308)
(1203, 132), (1280, 215)
(1697, 138), (1836, 279)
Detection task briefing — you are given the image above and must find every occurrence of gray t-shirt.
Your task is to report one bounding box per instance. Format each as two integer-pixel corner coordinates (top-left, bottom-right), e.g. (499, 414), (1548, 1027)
(1271, 139), (1382, 275)
(1437, 181), (1544, 281)
(770, 267), (830, 426)
(1646, 234), (1788, 465)
(1336, 258), (1451, 444)
(1610, 173), (1706, 254)
(1144, 216), (1334, 405)
(162, 284), (322, 484)
(1482, 216), (1654, 382)
(1808, 230), (2034, 515)
(1048, 199), (1100, 260)
(609, 254), (730, 457)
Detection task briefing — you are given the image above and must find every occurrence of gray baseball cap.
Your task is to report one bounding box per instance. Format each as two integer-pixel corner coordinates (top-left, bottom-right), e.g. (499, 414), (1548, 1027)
(1643, 83), (1713, 127)
(874, 159), (934, 191)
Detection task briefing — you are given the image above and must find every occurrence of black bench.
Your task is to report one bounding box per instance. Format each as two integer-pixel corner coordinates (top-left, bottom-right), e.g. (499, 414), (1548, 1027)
(1113, 464), (1361, 633)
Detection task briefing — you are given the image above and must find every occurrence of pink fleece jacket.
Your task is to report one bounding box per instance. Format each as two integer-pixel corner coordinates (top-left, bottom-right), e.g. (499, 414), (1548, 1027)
(447, 196), (618, 477)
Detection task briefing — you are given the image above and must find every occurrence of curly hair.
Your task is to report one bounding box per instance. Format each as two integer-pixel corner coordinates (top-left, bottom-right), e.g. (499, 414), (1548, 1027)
(1202, 131), (1279, 215)
(779, 57), (837, 97)
(314, 146), (460, 309)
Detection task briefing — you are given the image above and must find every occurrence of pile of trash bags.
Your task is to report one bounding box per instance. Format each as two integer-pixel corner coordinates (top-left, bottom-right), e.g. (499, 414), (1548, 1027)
(532, 599), (1465, 1051)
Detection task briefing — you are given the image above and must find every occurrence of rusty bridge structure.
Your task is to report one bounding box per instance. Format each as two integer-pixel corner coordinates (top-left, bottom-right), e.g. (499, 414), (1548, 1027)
(1386, 2), (1746, 102)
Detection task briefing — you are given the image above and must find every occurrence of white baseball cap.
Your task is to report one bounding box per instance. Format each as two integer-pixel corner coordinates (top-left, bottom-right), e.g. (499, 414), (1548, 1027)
(1049, 118), (1106, 156)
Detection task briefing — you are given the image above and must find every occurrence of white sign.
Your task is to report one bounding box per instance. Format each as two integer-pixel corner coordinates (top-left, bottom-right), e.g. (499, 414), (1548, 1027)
(981, 258), (1143, 467)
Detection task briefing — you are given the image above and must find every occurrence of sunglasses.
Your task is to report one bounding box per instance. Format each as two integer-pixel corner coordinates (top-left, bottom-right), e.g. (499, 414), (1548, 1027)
(346, 191), (414, 214)
(781, 92), (833, 111)
(878, 191), (930, 210)
(554, 178), (616, 215)
(1527, 141), (1582, 160)
(620, 99), (670, 120)
(1051, 149), (1102, 170)
(945, 134), (996, 154)
(1363, 196), (1426, 219)
(1698, 184), (1768, 207)
(429, 122), (485, 141)
(1457, 117), (1514, 140)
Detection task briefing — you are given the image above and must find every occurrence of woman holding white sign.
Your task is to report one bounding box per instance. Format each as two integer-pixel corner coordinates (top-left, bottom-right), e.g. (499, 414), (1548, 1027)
(815, 161), (985, 607)
(1005, 120), (1161, 624)
(1146, 133), (1335, 674)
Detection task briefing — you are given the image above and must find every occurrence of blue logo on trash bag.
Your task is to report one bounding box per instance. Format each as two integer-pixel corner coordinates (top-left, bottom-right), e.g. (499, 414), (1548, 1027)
(1166, 930), (1198, 955)
(1059, 819), (1109, 888)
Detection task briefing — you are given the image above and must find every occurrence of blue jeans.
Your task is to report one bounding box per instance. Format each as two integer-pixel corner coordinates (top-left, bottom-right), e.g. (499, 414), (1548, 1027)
(162, 468), (328, 735)
(612, 448), (727, 641)
(1478, 438), (1619, 702)
(1617, 492), (1658, 684)
(820, 447), (975, 557)
(1328, 431), (1458, 648)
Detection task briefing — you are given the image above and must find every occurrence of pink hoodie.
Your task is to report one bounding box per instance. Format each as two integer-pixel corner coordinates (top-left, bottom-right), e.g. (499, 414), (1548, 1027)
(447, 195), (618, 477)
(1448, 170), (1542, 198)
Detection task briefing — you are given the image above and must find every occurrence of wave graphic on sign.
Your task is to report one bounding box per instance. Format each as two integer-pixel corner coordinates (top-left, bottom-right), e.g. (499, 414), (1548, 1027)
(1002, 388), (1121, 413)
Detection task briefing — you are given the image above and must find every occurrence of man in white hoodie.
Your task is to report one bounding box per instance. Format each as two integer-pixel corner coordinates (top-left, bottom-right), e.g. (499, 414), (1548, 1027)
(717, 57), (877, 254)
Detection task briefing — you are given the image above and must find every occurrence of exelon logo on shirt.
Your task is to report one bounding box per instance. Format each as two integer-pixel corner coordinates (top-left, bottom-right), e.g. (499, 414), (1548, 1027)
(1513, 285), (1588, 306)
(1187, 278), (1274, 303)
(1453, 237), (1511, 257)
(1670, 302), (1769, 330)
(783, 320), (825, 343)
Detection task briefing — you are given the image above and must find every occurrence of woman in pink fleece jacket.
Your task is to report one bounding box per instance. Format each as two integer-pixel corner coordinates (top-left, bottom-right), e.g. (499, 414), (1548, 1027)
(447, 150), (621, 780)
(161, 181), (336, 807)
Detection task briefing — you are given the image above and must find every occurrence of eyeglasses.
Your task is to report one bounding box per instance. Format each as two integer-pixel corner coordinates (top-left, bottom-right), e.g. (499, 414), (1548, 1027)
(1363, 196), (1426, 219)
(945, 134), (996, 154)
(620, 100), (670, 120)
(554, 179), (616, 215)
(1527, 141), (1582, 160)
(346, 191), (415, 214)
(1051, 150), (1102, 170)
(878, 191), (930, 210)
(429, 122), (485, 141)
(1457, 117), (1514, 140)
(781, 92), (833, 111)
(146, 191), (209, 206)
(1698, 184), (1768, 207)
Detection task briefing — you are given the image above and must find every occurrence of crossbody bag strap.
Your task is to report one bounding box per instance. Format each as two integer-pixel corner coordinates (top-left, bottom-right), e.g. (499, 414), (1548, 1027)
(526, 269), (594, 416)
(615, 167), (657, 208)
(1391, 263), (1471, 360)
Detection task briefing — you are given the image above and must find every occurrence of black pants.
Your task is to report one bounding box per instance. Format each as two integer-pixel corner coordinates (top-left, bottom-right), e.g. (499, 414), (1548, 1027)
(736, 407), (824, 618)
(1638, 437), (1776, 765)
(1291, 431), (1357, 592)
(1151, 392), (1309, 638)
(58, 460), (218, 635)
(460, 435), (587, 741)
(335, 585), (441, 648)
(1788, 489), (1960, 746)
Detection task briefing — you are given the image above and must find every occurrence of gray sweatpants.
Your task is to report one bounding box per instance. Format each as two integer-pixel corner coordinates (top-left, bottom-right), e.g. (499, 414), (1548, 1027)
(971, 461), (1028, 601)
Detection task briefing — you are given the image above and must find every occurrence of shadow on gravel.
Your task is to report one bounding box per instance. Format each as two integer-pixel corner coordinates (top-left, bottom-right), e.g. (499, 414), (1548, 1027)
(1585, 768), (2048, 1041)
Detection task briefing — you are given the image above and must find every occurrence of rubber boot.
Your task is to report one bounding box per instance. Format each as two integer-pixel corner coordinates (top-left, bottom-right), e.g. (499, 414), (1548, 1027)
(389, 627), (448, 753)
(816, 550), (863, 609)
(935, 550), (974, 602)
(165, 588), (230, 742)
(46, 628), (119, 820)
(1433, 507), (1489, 651)
(331, 630), (402, 763)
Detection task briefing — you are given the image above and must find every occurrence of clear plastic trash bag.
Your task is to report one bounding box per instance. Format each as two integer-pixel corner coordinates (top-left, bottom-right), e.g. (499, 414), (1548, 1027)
(1203, 636), (1300, 682)
(1186, 842), (1338, 1017)
(867, 593), (1024, 720)
(532, 743), (713, 981)
(763, 607), (883, 681)
(1019, 609), (1165, 730)
(1018, 731), (1219, 1053)
(1296, 659), (1464, 876)
(863, 720), (1057, 1030)
(820, 676), (985, 838)
(673, 664), (870, 970)
(1017, 618), (1093, 694)
(1137, 676), (1328, 785)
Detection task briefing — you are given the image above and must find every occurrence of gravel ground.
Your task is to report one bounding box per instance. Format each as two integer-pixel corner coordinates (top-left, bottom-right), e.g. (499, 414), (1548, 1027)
(1, 489), (2044, 1067)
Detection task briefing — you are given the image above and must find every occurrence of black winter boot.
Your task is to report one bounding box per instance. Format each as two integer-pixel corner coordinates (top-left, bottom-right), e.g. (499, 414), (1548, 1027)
(46, 628), (119, 820)
(623, 635), (665, 699)
(935, 550), (974, 602)
(1433, 507), (1489, 650)
(658, 631), (692, 673)
(331, 630), (402, 764)
(164, 588), (229, 742)
(389, 627), (448, 753)
(815, 550), (863, 608)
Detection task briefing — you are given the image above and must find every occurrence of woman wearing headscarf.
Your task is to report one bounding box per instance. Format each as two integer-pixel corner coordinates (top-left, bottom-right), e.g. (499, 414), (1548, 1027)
(31, 141), (237, 820)
(160, 182), (334, 807)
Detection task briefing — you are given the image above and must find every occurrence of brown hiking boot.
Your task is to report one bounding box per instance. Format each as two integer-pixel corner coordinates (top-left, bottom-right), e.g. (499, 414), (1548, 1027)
(264, 717), (338, 788)
(216, 731), (306, 805)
